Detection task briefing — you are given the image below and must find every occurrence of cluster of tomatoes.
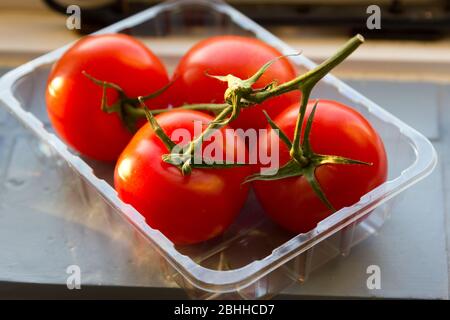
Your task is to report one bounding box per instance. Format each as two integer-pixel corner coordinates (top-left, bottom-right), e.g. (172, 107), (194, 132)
(46, 33), (387, 245)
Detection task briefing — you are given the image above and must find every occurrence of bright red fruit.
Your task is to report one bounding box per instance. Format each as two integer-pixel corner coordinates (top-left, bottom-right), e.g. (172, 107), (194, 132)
(114, 110), (252, 245)
(46, 34), (169, 161)
(253, 100), (388, 233)
(169, 35), (300, 130)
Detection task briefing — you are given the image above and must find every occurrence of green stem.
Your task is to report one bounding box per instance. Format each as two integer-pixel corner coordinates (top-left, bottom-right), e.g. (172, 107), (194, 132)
(180, 106), (234, 175)
(161, 35), (364, 175)
(139, 98), (176, 151)
(248, 34), (364, 103)
(290, 87), (311, 165)
(125, 81), (173, 106)
(123, 103), (229, 119)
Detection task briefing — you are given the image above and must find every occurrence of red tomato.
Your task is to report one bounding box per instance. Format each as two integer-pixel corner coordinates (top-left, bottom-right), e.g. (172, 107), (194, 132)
(46, 34), (169, 161)
(114, 110), (252, 245)
(169, 35), (300, 131)
(253, 100), (387, 233)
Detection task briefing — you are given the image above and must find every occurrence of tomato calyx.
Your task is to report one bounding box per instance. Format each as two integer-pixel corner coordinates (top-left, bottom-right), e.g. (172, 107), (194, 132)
(205, 54), (292, 126)
(82, 71), (171, 133)
(83, 70), (231, 132)
(245, 100), (372, 211)
(139, 98), (248, 176)
(205, 35), (365, 129)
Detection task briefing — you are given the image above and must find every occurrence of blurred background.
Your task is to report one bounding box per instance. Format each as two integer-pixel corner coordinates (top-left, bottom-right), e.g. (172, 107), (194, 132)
(31, 0), (450, 38)
(1, 0), (450, 82)
(0, 0), (449, 299)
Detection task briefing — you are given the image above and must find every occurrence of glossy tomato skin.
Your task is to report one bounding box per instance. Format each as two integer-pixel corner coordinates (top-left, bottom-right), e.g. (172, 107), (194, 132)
(46, 34), (169, 161)
(253, 100), (388, 233)
(169, 35), (300, 131)
(114, 110), (252, 245)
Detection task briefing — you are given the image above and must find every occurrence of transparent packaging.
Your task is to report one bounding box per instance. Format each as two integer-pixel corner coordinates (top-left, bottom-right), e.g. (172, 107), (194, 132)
(0, 0), (437, 299)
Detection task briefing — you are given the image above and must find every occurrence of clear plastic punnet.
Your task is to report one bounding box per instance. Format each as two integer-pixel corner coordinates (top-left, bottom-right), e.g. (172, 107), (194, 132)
(0, 0), (437, 299)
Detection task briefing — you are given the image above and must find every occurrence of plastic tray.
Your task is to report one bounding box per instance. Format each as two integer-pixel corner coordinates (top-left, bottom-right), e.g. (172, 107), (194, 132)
(0, 0), (437, 299)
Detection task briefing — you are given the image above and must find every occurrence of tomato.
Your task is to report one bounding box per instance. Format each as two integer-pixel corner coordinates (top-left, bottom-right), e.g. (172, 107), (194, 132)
(253, 100), (387, 233)
(169, 35), (300, 131)
(46, 34), (169, 161)
(114, 110), (252, 245)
